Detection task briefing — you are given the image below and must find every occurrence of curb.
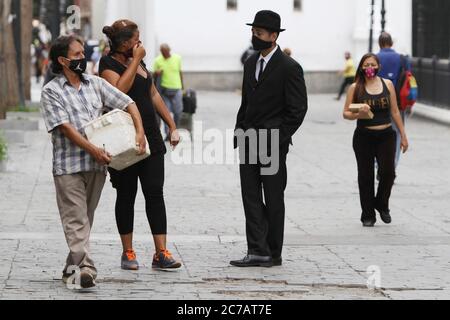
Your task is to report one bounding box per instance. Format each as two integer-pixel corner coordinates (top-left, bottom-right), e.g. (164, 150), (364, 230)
(413, 103), (450, 126)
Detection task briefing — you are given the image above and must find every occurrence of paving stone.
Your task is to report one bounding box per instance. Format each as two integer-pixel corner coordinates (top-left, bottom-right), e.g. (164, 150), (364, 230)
(0, 92), (449, 300)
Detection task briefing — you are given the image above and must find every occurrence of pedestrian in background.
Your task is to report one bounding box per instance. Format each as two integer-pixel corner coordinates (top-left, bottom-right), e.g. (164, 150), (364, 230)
(153, 44), (184, 141)
(241, 44), (256, 66)
(336, 52), (356, 101)
(377, 32), (411, 169)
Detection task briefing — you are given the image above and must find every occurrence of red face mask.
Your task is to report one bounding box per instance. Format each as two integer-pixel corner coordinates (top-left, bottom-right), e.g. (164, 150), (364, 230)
(363, 67), (379, 79)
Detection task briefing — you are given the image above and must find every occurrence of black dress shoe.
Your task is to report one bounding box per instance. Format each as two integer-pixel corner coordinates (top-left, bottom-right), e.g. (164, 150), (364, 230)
(230, 255), (273, 268)
(376, 208), (392, 224)
(272, 257), (283, 266)
(362, 220), (376, 227)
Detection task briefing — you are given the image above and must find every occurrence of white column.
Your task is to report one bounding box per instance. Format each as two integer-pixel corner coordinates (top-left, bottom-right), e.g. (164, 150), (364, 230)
(91, 0), (107, 40)
(128, 0), (156, 65)
(102, 0), (156, 65)
(353, 0), (376, 60)
(104, 0), (128, 25)
(385, 0), (413, 55)
(352, 0), (413, 61)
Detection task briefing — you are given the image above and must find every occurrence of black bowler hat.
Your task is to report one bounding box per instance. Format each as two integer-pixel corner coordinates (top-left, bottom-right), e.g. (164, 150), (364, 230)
(246, 10), (286, 32)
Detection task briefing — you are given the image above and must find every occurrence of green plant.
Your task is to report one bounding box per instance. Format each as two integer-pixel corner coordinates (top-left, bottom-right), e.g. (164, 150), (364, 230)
(0, 132), (7, 161)
(8, 106), (40, 113)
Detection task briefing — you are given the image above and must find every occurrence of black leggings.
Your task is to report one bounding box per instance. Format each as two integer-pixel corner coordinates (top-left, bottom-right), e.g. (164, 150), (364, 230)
(353, 127), (396, 222)
(109, 154), (167, 235)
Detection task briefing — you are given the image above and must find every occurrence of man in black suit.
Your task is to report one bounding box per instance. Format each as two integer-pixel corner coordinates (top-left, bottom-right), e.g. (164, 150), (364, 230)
(230, 10), (308, 268)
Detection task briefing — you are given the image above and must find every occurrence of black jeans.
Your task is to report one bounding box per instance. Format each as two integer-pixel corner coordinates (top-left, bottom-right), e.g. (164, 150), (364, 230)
(109, 154), (167, 235)
(353, 127), (396, 222)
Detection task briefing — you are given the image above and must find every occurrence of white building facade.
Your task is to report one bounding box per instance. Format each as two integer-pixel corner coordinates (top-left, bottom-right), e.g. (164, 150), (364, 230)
(91, 0), (413, 92)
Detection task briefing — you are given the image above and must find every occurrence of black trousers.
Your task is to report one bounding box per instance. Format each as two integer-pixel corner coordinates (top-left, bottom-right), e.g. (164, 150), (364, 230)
(239, 143), (289, 259)
(338, 77), (355, 99)
(109, 154), (167, 235)
(353, 127), (396, 222)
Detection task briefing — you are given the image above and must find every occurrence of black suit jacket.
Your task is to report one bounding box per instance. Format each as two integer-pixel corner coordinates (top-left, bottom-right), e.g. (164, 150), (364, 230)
(235, 47), (308, 149)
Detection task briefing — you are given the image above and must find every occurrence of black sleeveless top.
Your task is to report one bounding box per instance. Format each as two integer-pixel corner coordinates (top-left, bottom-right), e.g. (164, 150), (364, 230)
(99, 55), (166, 155)
(356, 78), (392, 128)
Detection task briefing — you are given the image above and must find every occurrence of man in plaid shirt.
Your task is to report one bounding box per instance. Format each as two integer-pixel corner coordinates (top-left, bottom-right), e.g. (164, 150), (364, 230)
(41, 35), (146, 289)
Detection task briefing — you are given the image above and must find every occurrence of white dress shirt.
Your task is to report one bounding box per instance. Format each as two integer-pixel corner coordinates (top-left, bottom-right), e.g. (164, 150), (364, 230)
(255, 45), (279, 81)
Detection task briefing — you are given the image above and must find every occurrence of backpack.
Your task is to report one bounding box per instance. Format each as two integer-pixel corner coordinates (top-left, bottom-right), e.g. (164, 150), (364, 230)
(396, 55), (418, 111)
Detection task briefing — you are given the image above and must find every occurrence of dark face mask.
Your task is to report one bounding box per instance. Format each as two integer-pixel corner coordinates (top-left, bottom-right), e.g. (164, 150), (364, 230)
(117, 40), (141, 59)
(66, 58), (87, 75)
(117, 48), (134, 59)
(252, 35), (273, 51)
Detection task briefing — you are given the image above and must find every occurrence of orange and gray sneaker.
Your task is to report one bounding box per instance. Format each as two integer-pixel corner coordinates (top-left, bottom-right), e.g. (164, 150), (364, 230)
(121, 249), (139, 270)
(152, 249), (182, 270)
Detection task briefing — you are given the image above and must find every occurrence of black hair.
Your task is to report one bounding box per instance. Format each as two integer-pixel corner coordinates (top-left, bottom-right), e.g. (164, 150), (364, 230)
(102, 20), (138, 53)
(49, 35), (84, 74)
(379, 32), (394, 48)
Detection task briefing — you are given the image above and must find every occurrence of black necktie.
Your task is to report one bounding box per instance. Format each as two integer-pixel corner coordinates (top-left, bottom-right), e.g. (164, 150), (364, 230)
(258, 59), (265, 82)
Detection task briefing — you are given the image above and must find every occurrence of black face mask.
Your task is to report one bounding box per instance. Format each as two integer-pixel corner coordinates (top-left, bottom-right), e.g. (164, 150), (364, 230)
(66, 58), (87, 75)
(117, 48), (134, 59)
(252, 35), (273, 51)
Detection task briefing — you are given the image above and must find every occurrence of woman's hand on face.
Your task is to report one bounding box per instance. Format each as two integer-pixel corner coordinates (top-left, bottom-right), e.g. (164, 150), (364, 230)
(133, 42), (146, 61)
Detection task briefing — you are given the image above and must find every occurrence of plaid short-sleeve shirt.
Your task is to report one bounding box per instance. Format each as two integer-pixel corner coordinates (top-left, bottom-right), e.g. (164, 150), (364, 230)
(40, 74), (134, 176)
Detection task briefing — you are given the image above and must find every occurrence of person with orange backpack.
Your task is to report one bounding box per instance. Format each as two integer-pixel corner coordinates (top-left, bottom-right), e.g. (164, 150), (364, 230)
(377, 32), (416, 169)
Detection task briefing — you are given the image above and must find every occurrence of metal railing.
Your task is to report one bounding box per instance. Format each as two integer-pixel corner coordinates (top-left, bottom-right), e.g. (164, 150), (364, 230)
(412, 57), (450, 110)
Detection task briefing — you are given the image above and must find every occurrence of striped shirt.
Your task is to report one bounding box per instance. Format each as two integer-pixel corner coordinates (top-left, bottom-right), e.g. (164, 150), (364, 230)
(40, 74), (134, 176)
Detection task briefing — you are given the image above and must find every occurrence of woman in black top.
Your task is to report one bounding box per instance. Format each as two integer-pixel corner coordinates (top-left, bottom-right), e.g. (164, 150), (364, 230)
(343, 53), (409, 227)
(100, 19), (181, 270)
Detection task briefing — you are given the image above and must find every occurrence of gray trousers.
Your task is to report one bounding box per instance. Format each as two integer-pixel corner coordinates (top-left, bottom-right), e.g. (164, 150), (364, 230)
(54, 171), (106, 278)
